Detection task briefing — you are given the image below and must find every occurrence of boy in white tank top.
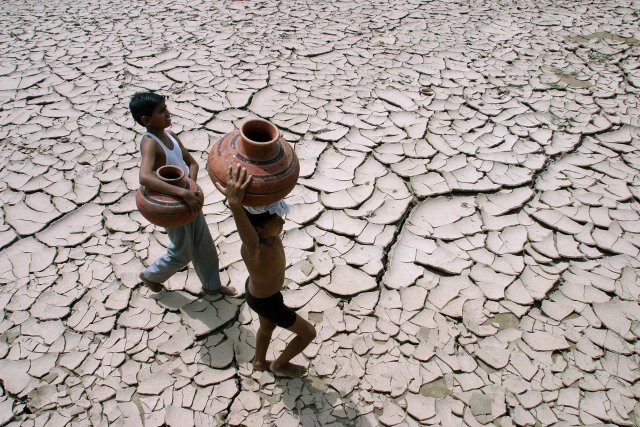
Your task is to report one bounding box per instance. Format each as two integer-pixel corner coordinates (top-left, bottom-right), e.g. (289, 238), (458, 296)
(129, 91), (236, 297)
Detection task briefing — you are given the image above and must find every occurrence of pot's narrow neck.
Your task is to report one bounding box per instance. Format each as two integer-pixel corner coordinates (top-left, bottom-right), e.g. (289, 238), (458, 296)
(240, 120), (280, 160)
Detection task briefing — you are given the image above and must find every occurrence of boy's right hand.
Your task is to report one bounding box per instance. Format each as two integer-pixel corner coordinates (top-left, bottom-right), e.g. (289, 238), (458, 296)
(214, 165), (252, 208)
(181, 189), (203, 214)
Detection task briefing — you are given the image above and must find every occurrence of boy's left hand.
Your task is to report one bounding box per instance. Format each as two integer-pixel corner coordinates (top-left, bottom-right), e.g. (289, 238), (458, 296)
(215, 164), (252, 207)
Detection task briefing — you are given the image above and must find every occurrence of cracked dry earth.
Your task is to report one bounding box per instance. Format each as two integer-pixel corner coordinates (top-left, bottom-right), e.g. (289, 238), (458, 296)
(1, 0), (640, 426)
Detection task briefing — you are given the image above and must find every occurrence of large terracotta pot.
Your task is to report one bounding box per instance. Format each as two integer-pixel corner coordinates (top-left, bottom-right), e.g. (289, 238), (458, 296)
(207, 118), (299, 206)
(136, 165), (203, 228)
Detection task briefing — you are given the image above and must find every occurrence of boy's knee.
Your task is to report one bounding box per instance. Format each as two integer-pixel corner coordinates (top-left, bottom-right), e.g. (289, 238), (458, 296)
(175, 257), (191, 267)
(259, 323), (276, 335)
(164, 250), (191, 267)
(301, 323), (316, 342)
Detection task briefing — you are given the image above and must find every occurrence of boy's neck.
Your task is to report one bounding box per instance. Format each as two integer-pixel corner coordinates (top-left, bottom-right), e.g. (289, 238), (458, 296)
(258, 236), (279, 246)
(145, 127), (166, 137)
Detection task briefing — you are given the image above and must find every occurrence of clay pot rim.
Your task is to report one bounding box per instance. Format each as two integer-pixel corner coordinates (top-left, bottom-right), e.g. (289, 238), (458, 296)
(239, 118), (279, 145)
(157, 165), (185, 179)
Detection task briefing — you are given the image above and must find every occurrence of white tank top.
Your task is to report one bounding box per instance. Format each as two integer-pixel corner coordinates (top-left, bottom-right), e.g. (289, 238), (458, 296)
(145, 131), (190, 177)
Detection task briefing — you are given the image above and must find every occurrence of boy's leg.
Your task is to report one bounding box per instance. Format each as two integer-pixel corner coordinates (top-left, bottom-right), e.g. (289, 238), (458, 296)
(189, 214), (236, 296)
(253, 315), (276, 372)
(270, 314), (316, 378)
(142, 225), (192, 289)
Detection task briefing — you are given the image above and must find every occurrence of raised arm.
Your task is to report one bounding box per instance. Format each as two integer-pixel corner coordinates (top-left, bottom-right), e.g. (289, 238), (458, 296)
(214, 165), (259, 257)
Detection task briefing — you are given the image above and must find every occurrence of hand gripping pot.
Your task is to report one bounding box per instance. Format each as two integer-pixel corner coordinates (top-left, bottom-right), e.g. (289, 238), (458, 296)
(206, 118), (299, 206)
(136, 165), (204, 227)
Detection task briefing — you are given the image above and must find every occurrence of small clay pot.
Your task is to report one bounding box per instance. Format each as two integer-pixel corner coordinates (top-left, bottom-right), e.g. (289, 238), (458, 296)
(207, 118), (299, 206)
(136, 165), (204, 228)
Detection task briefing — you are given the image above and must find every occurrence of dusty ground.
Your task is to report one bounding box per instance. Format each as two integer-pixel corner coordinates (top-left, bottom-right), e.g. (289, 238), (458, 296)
(1, 0), (640, 426)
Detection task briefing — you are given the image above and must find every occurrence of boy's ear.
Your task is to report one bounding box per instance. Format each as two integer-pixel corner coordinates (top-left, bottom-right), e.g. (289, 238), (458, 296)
(140, 115), (151, 126)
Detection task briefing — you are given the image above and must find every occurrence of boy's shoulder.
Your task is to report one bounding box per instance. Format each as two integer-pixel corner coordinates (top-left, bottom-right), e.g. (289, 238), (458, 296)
(166, 129), (182, 142)
(139, 133), (159, 156)
(140, 132), (154, 145)
(139, 129), (176, 144)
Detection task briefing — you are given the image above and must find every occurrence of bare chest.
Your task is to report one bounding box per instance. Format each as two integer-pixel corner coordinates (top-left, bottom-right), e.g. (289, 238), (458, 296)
(258, 241), (285, 268)
(243, 241), (285, 284)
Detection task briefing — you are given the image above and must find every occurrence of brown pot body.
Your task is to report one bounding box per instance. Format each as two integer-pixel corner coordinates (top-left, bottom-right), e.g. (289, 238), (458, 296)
(207, 118), (299, 206)
(136, 165), (204, 228)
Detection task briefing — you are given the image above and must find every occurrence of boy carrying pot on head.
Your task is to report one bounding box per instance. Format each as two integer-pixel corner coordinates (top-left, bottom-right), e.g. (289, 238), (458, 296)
(216, 165), (316, 378)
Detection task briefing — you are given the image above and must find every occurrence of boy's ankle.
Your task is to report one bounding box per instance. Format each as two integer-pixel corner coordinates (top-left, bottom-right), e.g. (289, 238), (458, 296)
(202, 285), (237, 297)
(270, 361), (283, 369)
(253, 360), (270, 371)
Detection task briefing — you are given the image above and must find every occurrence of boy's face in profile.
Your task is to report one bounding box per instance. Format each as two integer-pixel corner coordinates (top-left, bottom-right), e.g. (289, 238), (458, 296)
(257, 215), (285, 238)
(142, 100), (171, 129)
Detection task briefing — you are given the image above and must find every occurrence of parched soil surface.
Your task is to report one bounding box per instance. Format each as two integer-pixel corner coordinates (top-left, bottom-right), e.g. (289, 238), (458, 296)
(1, 0), (640, 426)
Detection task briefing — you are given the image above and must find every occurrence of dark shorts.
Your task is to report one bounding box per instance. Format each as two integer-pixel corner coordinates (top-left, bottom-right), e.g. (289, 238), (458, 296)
(245, 278), (297, 329)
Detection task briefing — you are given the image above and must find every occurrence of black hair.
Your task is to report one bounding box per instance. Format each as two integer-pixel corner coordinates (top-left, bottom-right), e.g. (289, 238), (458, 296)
(129, 91), (166, 126)
(243, 208), (277, 228)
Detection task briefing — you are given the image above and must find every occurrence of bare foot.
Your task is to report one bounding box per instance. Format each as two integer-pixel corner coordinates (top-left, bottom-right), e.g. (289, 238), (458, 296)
(219, 285), (237, 296)
(139, 273), (163, 292)
(203, 285), (237, 297)
(253, 360), (272, 372)
(270, 362), (307, 378)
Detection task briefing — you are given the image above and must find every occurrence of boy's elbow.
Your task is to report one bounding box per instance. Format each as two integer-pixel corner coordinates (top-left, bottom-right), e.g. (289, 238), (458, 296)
(139, 172), (153, 187)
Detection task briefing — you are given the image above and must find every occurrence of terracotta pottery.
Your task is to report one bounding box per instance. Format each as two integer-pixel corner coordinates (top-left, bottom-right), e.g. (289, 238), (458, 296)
(207, 118), (299, 206)
(136, 165), (204, 228)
